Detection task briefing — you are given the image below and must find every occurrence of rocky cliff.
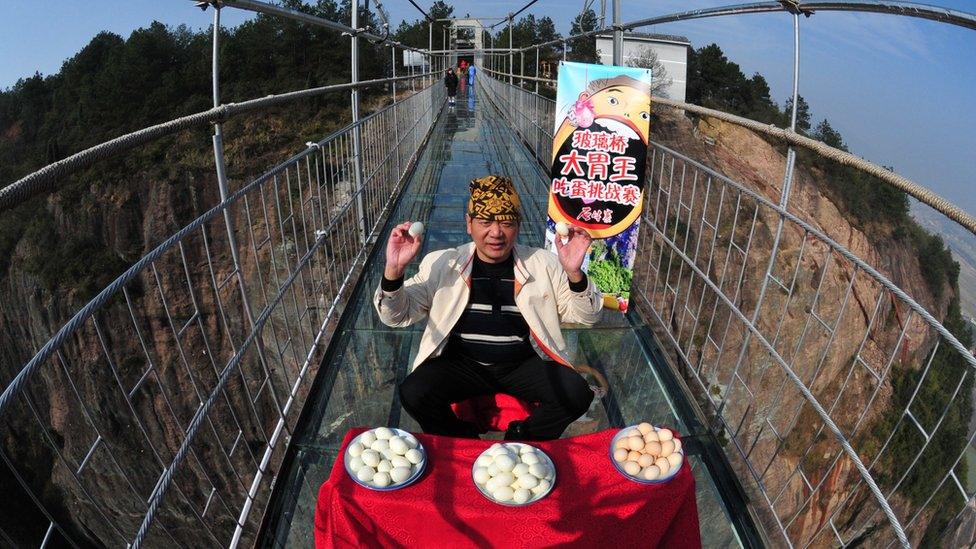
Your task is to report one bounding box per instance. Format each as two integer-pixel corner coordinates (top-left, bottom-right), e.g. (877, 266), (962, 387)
(639, 106), (970, 546)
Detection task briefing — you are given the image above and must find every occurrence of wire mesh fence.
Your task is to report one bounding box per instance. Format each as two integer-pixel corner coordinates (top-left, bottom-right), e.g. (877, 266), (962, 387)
(480, 72), (976, 547)
(0, 81), (443, 548)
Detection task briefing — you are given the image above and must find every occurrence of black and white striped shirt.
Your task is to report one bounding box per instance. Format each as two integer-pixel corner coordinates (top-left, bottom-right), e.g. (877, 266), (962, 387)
(447, 254), (534, 364)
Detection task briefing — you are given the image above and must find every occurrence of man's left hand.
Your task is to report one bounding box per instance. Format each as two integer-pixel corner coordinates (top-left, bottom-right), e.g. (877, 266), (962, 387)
(554, 226), (592, 283)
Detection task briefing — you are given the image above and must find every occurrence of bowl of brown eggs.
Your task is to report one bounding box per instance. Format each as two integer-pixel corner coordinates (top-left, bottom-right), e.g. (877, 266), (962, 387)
(610, 423), (684, 483)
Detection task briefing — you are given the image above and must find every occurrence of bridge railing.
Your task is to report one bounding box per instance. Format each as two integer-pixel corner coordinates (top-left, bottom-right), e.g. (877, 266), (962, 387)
(481, 40), (976, 545)
(0, 1), (447, 546)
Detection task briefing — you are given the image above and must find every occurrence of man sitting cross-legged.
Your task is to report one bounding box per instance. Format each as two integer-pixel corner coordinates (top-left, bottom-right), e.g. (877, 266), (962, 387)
(373, 175), (603, 440)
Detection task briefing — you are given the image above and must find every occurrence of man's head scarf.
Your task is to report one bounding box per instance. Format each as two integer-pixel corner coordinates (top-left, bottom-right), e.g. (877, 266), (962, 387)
(468, 175), (522, 222)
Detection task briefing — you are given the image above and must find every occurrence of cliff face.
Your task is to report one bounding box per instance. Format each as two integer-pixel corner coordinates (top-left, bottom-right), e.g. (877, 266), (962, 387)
(641, 107), (961, 546)
(0, 97), (378, 545)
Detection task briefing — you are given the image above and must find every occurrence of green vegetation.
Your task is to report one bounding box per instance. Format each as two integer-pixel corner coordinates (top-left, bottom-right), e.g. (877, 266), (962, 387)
(588, 241), (632, 299)
(687, 43), (972, 543)
(0, 0), (416, 296)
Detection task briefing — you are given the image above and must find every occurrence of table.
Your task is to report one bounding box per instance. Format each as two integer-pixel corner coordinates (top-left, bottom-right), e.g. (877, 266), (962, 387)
(315, 428), (701, 548)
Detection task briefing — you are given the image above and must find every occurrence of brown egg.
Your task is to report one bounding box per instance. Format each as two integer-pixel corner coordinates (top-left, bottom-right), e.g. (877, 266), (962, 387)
(658, 428), (674, 442)
(627, 450), (641, 462)
(659, 440), (675, 457)
(644, 441), (662, 457)
(613, 448), (629, 463)
(620, 428), (640, 439)
(636, 422), (653, 435)
(643, 430), (659, 443)
(672, 438), (682, 453)
(667, 452), (683, 470)
(642, 465), (661, 481)
(627, 436), (644, 452)
(637, 454), (654, 468)
(614, 437), (629, 450)
(654, 457), (671, 476)
(623, 460), (641, 476)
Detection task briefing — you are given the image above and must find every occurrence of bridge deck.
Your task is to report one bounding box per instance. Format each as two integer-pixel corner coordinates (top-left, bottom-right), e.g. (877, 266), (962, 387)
(261, 86), (745, 547)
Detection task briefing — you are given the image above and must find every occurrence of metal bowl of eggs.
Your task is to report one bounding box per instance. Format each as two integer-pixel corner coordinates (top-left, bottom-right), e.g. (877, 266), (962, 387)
(344, 427), (427, 491)
(472, 442), (556, 506)
(609, 423), (684, 484)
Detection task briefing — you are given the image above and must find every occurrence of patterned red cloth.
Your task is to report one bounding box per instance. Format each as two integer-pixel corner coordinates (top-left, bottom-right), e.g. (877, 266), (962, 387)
(451, 393), (537, 432)
(315, 428), (702, 548)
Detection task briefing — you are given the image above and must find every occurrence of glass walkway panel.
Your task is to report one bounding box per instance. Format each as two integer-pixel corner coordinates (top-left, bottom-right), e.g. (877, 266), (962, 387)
(259, 86), (745, 547)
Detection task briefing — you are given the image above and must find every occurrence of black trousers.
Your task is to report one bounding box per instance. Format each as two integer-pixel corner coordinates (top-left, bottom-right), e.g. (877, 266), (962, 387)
(398, 352), (594, 440)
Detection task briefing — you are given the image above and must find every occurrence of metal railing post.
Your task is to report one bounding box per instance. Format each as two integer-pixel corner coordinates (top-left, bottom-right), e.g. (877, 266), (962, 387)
(535, 48), (539, 93)
(392, 46), (401, 180)
(520, 50), (524, 88)
(508, 16), (513, 84)
(351, 0), (367, 244)
(612, 0), (622, 65)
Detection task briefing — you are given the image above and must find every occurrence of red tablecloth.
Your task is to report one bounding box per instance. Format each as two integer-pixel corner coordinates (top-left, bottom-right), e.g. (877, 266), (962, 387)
(315, 428), (701, 548)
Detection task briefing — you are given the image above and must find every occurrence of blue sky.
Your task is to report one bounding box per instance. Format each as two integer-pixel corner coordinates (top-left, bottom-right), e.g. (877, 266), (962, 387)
(1, 0), (974, 216)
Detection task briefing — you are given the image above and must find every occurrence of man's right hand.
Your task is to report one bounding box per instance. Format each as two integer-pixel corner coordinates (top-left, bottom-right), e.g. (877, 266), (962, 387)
(384, 221), (423, 280)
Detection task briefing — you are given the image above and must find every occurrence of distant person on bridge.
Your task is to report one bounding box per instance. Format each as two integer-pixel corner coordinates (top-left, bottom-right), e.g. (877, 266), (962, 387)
(444, 69), (459, 105)
(467, 63), (476, 87)
(375, 175), (603, 441)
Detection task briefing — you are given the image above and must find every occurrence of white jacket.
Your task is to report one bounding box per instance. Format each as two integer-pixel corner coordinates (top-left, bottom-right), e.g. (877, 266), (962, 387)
(373, 242), (603, 371)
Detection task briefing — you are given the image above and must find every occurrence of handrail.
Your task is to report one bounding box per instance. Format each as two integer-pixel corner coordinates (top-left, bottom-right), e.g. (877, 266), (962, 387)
(0, 72), (433, 214)
(481, 67), (976, 238)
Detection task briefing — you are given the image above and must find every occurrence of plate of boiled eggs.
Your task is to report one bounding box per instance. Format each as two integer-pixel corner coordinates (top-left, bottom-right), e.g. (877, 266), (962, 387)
(610, 423), (684, 483)
(472, 442), (556, 506)
(345, 427), (426, 490)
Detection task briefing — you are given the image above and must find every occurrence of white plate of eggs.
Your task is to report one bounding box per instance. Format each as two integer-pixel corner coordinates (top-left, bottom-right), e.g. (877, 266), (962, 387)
(472, 442), (556, 506)
(345, 427), (426, 490)
(610, 423), (684, 484)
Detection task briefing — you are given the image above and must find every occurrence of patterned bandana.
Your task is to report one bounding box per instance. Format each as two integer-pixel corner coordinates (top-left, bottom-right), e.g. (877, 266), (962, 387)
(468, 175), (522, 221)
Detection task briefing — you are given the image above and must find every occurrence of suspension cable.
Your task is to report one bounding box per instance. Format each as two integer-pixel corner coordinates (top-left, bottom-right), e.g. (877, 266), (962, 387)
(405, 0), (432, 21)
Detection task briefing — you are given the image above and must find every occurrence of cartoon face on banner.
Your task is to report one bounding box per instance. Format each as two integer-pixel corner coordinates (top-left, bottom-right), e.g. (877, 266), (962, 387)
(547, 62), (652, 312)
(549, 73), (652, 239)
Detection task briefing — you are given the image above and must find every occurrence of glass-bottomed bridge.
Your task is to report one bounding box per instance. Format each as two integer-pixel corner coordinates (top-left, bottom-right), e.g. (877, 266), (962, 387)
(1, 1), (975, 547)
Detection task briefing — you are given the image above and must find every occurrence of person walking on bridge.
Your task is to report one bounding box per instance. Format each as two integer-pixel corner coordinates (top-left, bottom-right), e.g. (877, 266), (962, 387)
(444, 69), (459, 105)
(467, 63), (476, 87)
(374, 175), (603, 441)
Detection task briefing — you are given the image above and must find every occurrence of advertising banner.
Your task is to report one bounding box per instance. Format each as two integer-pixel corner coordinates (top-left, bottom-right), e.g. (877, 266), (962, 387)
(546, 61), (652, 312)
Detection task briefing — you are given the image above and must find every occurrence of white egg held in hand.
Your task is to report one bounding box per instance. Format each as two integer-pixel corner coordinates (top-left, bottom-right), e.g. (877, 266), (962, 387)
(408, 221), (424, 238)
(555, 221), (570, 236)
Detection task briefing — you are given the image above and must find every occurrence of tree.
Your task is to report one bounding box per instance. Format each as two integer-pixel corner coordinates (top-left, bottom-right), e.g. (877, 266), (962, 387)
(783, 94), (811, 132)
(568, 9), (598, 63)
(624, 47), (671, 97)
(813, 119), (846, 150)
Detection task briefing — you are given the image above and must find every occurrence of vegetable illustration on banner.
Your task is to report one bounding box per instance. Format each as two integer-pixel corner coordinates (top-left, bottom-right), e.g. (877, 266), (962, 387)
(546, 61), (652, 312)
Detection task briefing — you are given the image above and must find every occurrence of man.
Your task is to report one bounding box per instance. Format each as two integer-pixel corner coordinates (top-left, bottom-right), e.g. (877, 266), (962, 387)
(467, 63), (476, 87)
(374, 175), (603, 440)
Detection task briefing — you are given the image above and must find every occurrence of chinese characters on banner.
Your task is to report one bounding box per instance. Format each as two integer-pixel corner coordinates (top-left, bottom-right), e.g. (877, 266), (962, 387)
(546, 61), (652, 312)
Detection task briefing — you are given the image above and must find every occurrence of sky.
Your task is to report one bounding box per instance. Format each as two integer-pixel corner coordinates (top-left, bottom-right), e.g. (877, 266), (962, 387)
(1, 0), (974, 217)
